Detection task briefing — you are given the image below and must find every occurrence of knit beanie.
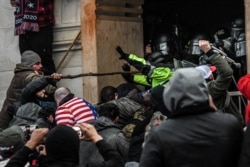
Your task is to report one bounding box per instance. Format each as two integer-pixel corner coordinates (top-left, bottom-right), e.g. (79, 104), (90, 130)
(21, 50), (41, 66)
(151, 85), (169, 116)
(45, 125), (80, 164)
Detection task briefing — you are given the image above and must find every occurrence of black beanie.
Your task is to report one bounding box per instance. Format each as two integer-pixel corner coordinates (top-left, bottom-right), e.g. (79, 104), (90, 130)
(45, 125), (80, 164)
(151, 85), (170, 117)
(21, 50), (41, 66)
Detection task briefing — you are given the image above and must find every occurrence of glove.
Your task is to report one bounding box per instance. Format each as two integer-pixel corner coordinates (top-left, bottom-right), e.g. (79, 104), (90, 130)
(46, 76), (57, 87)
(199, 55), (209, 65)
(214, 36), (224, 48)
(122, 63), (131, 72)
(121, 63), (132, 82)
(214, 40), (224, 48)
(116, 46), (129, 61)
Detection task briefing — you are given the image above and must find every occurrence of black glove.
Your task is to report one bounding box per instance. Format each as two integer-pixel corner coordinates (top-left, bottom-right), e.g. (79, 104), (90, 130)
(121, 63), (132, 82)
(199, 55), (210, 65)
(214, 39), (224, 48)
(214, 34), (224, 48)
(116, 46), (129, 61)
(46, 76), (57, 87)
(122, 63), (131, 72)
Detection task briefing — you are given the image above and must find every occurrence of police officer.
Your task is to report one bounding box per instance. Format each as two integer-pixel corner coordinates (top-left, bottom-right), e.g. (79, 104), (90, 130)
(116, 32), (175, 88)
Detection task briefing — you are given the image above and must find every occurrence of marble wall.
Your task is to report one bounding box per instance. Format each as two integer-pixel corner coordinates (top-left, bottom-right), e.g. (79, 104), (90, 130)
(0, 0), (85, 110)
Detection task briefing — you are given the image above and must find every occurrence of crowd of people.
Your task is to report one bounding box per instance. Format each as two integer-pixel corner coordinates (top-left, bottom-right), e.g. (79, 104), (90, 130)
(0, 1), (249, 165)
(0, 38), (249, 167)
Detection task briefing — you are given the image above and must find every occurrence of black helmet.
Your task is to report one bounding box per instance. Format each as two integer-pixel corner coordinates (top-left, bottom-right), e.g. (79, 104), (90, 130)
(231, 18), (245, 38)
(152, 33), (173, 56)
(232, 18), (244, 29)
(187, 34), (209, 55)
(147, 51), (165, 66)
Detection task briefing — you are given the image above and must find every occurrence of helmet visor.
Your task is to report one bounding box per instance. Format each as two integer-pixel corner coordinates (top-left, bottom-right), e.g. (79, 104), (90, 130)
(187, 41), (202, 55)
(154, 42), (169, 55)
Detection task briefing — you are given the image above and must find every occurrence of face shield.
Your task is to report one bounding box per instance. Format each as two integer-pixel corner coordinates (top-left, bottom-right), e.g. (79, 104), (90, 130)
(147, 51), (166, 66)
(231, 28), (243, 39)
(231, 18), (244, 39)
(222, 38), (233, 51)
(152, 33), (172, 56)
(154, 42), (169, 55)
(187, 40), (203, 56)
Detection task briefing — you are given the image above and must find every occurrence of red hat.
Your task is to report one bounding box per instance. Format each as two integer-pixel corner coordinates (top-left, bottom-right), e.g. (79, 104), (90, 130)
(209, 66), (217, 73)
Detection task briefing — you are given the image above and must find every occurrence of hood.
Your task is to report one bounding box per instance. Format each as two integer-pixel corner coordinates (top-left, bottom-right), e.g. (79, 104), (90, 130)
(20, 77), (49, 104)
(45, 125), (79, 164)
(93, 116), (119, 131)
(163, 68), (210, 116)
(9, 102), (42, 126)
(151, 85), (170, 116)
(14, 63), (35, 73)
(0, 126), (25, 158)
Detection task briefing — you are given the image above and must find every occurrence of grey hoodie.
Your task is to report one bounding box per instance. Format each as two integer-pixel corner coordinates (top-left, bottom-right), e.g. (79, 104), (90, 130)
(163, 68), (209, 116)
(139, 67), (243, 167)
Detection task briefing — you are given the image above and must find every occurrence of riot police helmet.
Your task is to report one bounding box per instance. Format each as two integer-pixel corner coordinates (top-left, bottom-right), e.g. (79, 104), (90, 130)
(187, 34), (210, 56)
(147, 51), (166, 66)
(152, 33), (173, 56)
(231, 18), (245, 39)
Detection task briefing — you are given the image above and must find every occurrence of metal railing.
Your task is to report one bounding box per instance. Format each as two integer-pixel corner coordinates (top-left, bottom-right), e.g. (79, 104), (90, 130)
(228, 91), (247, 114)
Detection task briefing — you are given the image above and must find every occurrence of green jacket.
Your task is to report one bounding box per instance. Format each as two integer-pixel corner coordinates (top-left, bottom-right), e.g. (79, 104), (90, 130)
(128, 54), (147, 65)
(206, 50), (243, 123)
(128, 54), (173, 88)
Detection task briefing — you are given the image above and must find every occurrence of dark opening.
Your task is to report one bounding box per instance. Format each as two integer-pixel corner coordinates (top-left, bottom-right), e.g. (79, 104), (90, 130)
(143, 0), (245, 45)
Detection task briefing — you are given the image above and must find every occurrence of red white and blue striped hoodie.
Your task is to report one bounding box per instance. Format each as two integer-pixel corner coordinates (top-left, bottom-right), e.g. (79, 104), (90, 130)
(55, 96), (97, 126)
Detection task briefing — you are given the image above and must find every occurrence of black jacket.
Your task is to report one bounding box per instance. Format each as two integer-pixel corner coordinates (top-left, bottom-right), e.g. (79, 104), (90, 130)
(238, 122), (250, 167)
(80, 116), (129, 166)
(5, 140), (123, 167)
(139, 109), (243, 167)
(139, 68), (243, 167)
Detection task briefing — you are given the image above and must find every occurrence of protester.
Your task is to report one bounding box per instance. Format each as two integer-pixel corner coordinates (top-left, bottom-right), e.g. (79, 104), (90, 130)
(10, 0), (56, 75)
(80, 103), (129, 166)
(100, 83), (136, 103)
(54, 87), (98, 126)
(139, 68), (243, 167)
(6, 123), (124, 167)
(0, 125), (25, 165)
(0, 50), (61, 130)
(100, 86), (119, 103)
(8, 77), (55, 128)
(5, 126), (77, 167)
(238, 121), (250, 167)
(35, 107), (56, 130)
(196, 40), (243, 122)
(237, 73), (250, 126)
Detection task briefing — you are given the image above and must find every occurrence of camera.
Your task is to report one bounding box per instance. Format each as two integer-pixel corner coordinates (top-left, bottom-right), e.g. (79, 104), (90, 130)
(20, 125), (38, 141)
(72, 126), (82, 137)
